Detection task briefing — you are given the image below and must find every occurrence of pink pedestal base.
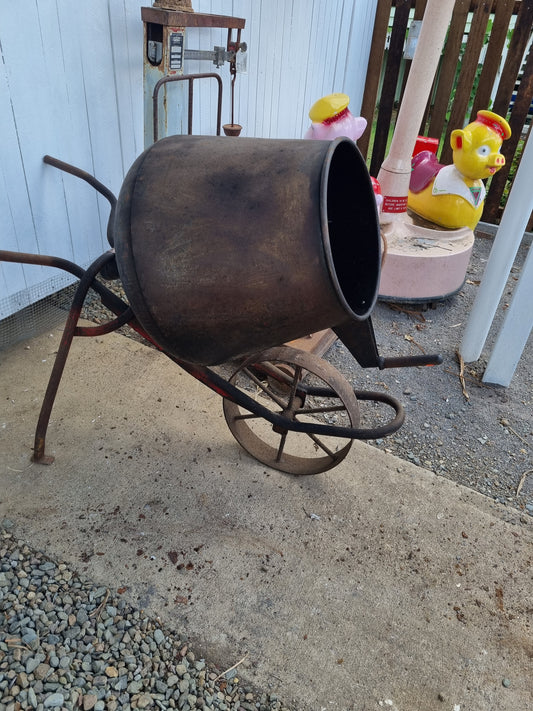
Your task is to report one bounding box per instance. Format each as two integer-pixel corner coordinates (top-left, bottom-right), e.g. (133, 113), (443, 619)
(378, 215), (475, 303)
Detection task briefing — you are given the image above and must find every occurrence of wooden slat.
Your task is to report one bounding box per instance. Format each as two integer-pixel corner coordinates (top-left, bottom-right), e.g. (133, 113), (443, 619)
(393, 0), (521, 9)
(508, 49), (533, 137)
(470, 0), (516, 119)
(482, 0), (533, 222)
(140, 7), (246, 28)
(369, 0), (412, 176)
(395, 0), (427, 120)
(288, 330), (338, 358)
(440, 0), (494, 165)
(359, 0), (393, 160)
(427, 0), (470, 145)
(492, 0), (533, 117)
(398, 0), (427, 101)
(483, 46), (533, 222)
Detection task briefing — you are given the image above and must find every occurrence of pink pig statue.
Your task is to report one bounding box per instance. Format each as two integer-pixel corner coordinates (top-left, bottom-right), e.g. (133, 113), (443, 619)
(304, 93), (367, 141)
(305, 93), (381, 210)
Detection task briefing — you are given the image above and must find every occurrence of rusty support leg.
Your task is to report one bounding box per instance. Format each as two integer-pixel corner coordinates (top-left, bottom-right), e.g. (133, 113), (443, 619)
(32, 251), (115, 464)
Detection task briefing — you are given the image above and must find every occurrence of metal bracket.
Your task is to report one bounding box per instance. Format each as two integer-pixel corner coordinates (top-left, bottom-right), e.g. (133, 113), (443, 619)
(183, 42), (247, 68)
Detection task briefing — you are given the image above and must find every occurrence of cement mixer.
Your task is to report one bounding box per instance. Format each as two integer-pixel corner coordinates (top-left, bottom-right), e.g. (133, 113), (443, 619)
(1, 136), (441, 475)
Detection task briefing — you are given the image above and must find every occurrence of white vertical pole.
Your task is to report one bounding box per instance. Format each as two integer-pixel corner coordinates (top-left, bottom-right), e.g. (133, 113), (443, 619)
(460, 131), (533, 362)
(482, 242), (533, 386)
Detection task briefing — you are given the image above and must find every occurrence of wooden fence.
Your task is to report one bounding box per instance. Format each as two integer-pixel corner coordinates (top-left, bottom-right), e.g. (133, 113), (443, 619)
(359, 0), (533, 228)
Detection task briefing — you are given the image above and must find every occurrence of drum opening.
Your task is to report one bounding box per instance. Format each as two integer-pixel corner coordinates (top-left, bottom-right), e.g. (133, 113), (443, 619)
(321, 138), (380, 320)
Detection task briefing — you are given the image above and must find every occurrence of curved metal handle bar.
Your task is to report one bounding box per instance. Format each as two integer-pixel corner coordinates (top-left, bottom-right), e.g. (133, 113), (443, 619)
(0, 248), (87, 278)
(350, 389), (405, 439)
(152, 72), (223, 141)
(43, 156), (117, 247)
(43, 155), (116, 208)
(0, 249), (129, 317)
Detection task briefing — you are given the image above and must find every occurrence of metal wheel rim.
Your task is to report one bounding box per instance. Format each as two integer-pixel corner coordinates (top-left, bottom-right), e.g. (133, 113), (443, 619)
(222, 346), (360, 475)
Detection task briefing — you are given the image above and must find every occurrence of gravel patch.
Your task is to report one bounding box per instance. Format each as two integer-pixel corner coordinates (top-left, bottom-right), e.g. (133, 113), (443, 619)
(0, 521), (294, 711)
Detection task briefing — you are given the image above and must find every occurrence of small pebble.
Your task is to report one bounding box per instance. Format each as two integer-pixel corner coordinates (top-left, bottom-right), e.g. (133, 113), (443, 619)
(83, 694), (98, 711)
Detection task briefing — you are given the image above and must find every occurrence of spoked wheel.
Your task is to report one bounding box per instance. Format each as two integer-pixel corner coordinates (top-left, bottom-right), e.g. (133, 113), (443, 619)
(222, 346), (360, 475)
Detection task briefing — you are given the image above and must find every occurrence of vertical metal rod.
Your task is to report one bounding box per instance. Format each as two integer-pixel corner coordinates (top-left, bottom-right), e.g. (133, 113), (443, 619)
(188, 78), (194, 135)
(230, 73), (236, 126)
(215, 85), (222, 136)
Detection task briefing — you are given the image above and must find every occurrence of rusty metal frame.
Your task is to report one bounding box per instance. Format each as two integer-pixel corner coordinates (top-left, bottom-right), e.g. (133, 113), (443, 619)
(0, 250), (133, 463)
(0, 247), (408, 466)
(0, 151), (443, 469)
(152, 72), (223, 142)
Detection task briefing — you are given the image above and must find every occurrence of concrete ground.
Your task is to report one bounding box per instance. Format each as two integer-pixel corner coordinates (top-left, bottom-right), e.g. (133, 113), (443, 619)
(1, 326), (532, 711)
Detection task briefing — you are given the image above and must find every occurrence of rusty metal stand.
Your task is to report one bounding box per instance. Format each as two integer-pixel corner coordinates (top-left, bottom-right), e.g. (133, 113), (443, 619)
(1, 149), (428, 475)
(0, 249), (133, 464)
(0, 245), (417, 472)
(31, 252), (131, 463)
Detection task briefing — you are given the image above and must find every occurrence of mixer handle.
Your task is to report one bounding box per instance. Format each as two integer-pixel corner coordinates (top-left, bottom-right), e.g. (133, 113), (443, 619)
(334, 317), (442, 370)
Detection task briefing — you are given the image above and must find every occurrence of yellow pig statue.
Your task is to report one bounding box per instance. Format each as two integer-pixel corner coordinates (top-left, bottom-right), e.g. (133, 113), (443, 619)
(408, 110), (511, 230)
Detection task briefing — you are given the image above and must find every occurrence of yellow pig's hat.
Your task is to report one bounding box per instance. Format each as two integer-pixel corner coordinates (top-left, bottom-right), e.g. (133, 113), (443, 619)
(308, 93), (350, 123)
(475, 110), (511, 141)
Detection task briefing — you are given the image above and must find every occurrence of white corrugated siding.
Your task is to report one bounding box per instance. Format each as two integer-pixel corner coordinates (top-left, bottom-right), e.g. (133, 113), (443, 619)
(0, 0), (376, 319)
